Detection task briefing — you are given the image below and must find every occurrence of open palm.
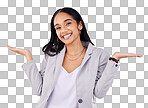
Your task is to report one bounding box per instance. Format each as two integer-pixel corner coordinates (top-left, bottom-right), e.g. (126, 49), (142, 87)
(6, 45), (31, 57)
(112, 52), (143, 60)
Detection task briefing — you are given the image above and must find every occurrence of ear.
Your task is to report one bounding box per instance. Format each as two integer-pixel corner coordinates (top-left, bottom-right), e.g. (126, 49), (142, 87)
(78, 21), (83, 31)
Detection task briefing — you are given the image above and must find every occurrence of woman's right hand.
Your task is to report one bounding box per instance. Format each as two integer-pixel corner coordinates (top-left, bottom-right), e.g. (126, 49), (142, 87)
(6, 45), (33, 62)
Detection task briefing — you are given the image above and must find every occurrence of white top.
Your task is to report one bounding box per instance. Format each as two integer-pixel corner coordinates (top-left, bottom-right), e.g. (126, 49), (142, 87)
(46, 65), (80, 108)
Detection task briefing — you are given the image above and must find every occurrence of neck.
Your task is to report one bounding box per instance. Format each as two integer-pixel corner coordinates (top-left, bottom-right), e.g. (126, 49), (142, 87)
(65, 40), (84, 56)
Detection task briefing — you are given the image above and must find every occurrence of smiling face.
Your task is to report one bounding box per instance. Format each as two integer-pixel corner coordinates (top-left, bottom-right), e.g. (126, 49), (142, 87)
(54, 12), (83, 45)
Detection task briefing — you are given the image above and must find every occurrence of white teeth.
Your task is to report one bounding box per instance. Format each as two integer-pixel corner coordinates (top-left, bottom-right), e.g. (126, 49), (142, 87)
(63, 34), (71, 38)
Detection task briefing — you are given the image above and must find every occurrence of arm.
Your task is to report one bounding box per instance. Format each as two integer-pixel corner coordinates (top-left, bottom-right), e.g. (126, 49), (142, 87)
(21, 54), (48, 96)
(93, 50), (119, 99)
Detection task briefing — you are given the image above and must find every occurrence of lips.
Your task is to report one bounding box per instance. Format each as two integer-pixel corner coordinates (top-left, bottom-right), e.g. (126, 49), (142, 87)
(62, 33), (72, 38)
(62, 33), (72, 39)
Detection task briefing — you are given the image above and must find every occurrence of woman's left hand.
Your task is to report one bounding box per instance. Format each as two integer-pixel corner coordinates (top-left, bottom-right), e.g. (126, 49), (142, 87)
(112, 52), (143, 60)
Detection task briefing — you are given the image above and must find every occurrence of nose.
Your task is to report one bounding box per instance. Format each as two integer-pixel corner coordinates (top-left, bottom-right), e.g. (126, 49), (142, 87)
(61, 25), (68, 34)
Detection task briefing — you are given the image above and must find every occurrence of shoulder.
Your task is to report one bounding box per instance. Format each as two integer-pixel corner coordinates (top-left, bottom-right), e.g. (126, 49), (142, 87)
(44, 53), (56, 62)
(93, 47), (110, 57)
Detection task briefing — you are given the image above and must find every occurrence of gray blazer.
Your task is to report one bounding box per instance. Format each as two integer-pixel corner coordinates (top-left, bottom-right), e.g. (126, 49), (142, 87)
(21, 41), (119, 108)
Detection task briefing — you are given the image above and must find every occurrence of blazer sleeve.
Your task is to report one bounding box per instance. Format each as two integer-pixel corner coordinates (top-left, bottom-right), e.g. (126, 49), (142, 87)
(21, 54), (48, 96)
(93, 49), (120, 99)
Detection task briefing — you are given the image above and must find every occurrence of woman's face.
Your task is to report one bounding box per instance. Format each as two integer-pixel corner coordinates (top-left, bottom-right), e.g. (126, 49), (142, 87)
(54, 12), (83, 45)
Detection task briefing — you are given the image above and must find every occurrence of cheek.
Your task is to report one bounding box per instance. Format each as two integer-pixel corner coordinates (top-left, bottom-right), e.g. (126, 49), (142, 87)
(68, 27), (76, 33)
(56, 31), (59, 36)
(70, 25), (78, 32)
(56, 32), (62, 39)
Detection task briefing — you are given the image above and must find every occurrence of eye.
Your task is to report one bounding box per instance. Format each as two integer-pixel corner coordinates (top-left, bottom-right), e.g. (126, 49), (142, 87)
(56, 27), (61, 30)
(66, 22), (71, 25)
(55, 22), (71, 30)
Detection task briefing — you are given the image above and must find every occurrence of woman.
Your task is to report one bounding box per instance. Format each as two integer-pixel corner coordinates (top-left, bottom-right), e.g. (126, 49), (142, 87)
(6, 7), (142, 108)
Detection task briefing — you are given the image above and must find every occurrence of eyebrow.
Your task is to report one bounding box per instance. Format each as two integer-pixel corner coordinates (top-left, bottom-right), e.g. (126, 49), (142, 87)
(54, 19), (72, 27)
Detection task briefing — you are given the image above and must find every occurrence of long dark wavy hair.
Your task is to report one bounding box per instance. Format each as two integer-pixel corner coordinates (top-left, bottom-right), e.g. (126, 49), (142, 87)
(42, 7), (94, 56)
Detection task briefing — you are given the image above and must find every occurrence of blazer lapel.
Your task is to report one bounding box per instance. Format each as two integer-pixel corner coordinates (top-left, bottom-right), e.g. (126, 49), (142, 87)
(52, 45), (66, 87)
(81, 41), (93, 66)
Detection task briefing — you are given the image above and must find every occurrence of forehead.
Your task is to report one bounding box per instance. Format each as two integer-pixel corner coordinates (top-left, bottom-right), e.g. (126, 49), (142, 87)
(54, 12), (74, 24)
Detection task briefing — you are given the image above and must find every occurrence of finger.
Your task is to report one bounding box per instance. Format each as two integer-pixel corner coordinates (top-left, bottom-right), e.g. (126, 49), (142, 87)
(6, 45), (13, 48)
(6, 45), (12, 49)
(6, 45), (10, 48)
(6, 45), (16, 51)
(6, 45), (13, 50)
(130, 53), (143, 57)
(136, 54), (143, 57)
(127, 53), (143, 57)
